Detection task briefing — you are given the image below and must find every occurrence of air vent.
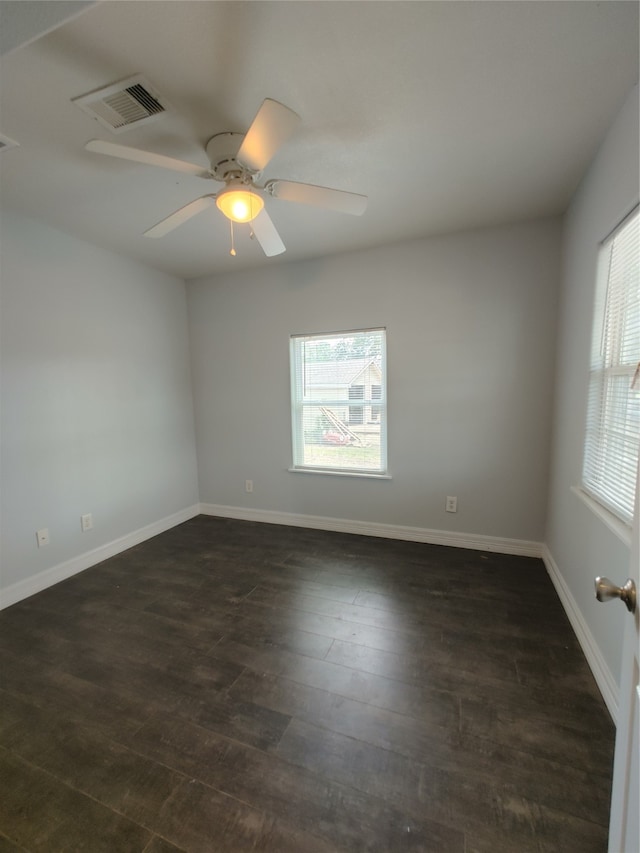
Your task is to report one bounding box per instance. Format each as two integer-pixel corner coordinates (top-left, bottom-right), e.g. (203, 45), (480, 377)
(0, 132), (19, 152)
(72, 75), (169, 134)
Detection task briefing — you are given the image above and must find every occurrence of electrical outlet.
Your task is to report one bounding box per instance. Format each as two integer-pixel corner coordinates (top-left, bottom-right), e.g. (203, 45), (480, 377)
(36, 528), (50, 547)
(446, 496), (457, 513)
(245, 480), (253, 493)
(81, 513), (93, 532)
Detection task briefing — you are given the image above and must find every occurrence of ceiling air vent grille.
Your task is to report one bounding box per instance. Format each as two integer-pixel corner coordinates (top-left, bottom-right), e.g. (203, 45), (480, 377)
(72, 75), (168, 134)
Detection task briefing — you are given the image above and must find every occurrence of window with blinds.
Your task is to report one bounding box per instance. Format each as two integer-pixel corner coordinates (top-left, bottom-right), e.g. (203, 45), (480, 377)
(582, 206), (640, 525)
(290, 328), (387, 475)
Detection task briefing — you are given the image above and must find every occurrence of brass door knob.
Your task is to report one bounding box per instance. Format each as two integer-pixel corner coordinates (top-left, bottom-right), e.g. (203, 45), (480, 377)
(595, 577), (637, 613)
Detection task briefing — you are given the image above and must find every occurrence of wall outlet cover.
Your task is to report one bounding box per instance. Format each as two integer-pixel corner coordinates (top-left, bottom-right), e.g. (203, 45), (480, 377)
(36, 528), (50, 547)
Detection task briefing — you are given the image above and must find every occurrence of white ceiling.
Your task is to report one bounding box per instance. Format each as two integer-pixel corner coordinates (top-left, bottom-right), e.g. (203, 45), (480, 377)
(0, 1), (638, 280)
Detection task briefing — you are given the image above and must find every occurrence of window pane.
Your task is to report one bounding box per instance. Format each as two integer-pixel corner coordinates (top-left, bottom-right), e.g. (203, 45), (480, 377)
(291, 329), (387, 474)
(582, 207), (640, 523)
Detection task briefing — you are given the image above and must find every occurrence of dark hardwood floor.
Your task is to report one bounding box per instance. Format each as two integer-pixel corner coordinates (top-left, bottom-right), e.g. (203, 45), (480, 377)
(0, 515), (615, 852)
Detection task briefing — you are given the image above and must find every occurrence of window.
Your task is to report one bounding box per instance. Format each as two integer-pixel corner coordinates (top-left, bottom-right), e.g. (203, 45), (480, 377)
(582, 206), (640, 525)
(290, 328), (387, 475)
(348, 385), (365, 424)
(371, 384), (382, 422)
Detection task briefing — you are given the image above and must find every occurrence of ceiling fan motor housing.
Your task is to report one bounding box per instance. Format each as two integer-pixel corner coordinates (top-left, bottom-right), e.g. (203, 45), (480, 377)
(206, 132), (256, 182)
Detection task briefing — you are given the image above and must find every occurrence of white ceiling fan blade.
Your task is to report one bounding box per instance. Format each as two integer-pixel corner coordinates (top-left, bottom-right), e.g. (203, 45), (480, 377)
(236, 99), (301, 173)
(85, 139), (210, 178)
(268, 180), (367, 215)
(250, 209), (286, 257)
(144, 195), (217, 238)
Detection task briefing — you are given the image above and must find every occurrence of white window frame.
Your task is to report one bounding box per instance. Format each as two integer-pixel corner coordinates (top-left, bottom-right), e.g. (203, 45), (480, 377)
(289, 328), (388, 477)
(581, 205), (640, 527)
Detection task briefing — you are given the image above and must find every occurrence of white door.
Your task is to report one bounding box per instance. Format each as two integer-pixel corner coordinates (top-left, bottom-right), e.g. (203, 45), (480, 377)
(602, 461), (640, 853)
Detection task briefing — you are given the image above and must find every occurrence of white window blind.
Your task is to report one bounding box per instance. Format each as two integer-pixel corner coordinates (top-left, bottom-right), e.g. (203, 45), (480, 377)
(582, 206), (640, 525)
(290, 328), (387, 475)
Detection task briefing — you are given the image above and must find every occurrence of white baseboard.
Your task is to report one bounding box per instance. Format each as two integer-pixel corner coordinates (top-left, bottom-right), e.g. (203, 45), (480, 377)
(0, 504), (200, 610)
(199, 502), (543, 558)
(542, 544), (619, 722)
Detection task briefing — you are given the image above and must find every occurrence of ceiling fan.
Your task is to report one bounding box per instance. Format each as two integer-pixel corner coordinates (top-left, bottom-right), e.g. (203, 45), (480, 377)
(84, 98), (368, 257)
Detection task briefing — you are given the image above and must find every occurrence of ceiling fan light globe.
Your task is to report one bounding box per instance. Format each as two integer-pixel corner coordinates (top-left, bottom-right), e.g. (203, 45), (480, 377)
(216, 188), (264, 223)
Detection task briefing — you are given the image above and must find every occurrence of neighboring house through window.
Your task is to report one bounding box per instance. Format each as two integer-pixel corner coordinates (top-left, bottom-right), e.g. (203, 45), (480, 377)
(290, 328), (387, 475)
(371, 384), (382, 421)
(348, 384), (365, 425)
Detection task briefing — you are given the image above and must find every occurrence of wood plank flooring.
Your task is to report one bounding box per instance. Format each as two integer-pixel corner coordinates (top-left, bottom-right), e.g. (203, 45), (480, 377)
(0, 515), (615, 852)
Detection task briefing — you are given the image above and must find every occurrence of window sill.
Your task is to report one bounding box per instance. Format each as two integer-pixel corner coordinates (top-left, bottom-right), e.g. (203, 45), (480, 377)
(571, 486), (632, 547)
(288, 467), (392, 480)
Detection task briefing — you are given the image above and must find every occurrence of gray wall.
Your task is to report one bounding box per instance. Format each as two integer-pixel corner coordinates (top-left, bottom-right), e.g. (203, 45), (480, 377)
(546, 84), (639, 697)
(0, 210), (199, 593)
(188, 218), (561, 543)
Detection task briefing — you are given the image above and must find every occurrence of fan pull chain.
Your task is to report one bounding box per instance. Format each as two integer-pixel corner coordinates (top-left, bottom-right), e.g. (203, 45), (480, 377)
(229, 220), (236, 256)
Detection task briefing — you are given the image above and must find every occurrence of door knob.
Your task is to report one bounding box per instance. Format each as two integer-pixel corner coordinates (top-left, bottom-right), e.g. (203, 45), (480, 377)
(594, 577), (637, 613)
